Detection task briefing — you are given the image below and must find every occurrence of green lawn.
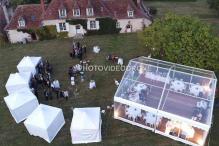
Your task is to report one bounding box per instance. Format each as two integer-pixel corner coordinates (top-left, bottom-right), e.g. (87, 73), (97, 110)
(0, 34), (218, 146)
(144, 0), (219, 35)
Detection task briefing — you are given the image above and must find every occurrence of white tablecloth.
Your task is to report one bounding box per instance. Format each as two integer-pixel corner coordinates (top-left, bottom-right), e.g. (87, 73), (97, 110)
(128, 92), (140, 102)
(93, 46), (100, 53)
(144, 112), (156, 125)
(190, 84), (204, 96)
(134, 83), (147, 92)
(170, 80), (186, 92)
(125, 107), (141, 119)
(197, 100), (208, 109)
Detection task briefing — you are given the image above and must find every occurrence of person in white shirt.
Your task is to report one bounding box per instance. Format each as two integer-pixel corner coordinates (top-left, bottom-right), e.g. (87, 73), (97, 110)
(89, 80), (96, 89)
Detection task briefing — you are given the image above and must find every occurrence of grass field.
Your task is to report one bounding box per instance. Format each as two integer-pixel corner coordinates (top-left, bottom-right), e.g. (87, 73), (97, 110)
(144, 0), (219, 35)
(0, 34), (218, 146)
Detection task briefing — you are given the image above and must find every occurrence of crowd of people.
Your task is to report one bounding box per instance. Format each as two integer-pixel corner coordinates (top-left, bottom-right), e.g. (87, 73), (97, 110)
(70, 42), (87, 60)
(68, 41), (93, 87)
(30, 59), (69, 101)
(106, 54), (119, 63)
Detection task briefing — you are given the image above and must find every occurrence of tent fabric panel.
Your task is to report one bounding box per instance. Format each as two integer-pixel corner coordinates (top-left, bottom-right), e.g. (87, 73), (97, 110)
(71, 129), (101, 144)
(70, 107), (102, 144)
(47, 111), (65, 143)
(9, 98), (39, 123)
(24, 122), (49, 142)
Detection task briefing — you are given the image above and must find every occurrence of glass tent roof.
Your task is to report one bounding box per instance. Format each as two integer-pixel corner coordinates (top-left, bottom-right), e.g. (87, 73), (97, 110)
(115, 57), (217, 126)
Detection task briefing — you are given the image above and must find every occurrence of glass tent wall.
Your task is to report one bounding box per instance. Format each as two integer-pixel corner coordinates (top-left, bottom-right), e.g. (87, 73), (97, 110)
(114, 57), (217, 146)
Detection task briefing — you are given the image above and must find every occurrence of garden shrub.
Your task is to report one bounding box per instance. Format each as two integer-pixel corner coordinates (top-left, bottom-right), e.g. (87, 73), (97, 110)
(87, 17), (121, 35)
(66, 19), (87, 29)
(57, 32), (68, 38)
(35, 25), (57, 40)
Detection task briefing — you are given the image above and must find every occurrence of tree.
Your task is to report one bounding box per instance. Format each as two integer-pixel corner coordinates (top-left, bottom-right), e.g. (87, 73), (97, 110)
(207, 0), (219, 13)
(140, 13), (219, 70)
(10, 0), (51, 8)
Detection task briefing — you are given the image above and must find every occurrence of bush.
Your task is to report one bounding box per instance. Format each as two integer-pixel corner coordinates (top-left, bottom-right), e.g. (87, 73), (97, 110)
(57, 32), (68, 38)
(87, 17), (121, 35)
(35, 25), (57, 40)
(17, 25), (67, 41)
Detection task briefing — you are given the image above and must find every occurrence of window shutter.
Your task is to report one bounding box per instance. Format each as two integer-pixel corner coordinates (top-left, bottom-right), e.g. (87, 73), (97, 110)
(96, 21), (100, 30)
(66, 23), (69, 31)
(56, 23), (60, 32)
(87, 20), (90, 30)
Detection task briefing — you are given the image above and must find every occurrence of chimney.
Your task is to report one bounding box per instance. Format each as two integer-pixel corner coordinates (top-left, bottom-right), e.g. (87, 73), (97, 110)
(40, 0), (45, 18)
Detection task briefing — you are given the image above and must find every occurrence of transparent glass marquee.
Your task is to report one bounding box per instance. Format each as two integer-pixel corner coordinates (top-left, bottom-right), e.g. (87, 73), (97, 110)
(114, 57), (217, 146)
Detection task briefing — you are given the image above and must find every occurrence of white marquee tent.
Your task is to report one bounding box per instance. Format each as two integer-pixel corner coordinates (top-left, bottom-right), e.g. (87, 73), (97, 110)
(17, 56), (42, 75)
(4, 88), (39, 123)
(24, 104), (65, 143)
(70, 107), (102, 144)
(114, 57), (217, 146)
(5, 72), (32, 94)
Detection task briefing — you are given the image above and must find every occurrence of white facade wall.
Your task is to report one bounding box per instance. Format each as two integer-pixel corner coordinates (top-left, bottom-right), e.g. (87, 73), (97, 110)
(118, 18), (151, 33)
(7, 30), (31, 43)
(7, 18), (151, 43)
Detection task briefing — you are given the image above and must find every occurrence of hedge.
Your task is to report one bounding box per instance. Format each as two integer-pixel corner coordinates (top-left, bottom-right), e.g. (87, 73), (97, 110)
(18, 25), (68, 41)
(87, 17), (121, 35)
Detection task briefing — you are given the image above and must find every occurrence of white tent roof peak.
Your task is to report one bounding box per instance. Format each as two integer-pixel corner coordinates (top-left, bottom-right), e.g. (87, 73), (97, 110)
(17, 56), (41, 68)
(6, 73), (28, 87)
(17, 56), (42, 75)
(24, 104), (62, 129)
(4, 88), (36, 110)
(71, 107), (100, 130)
(18, 56), (35, 67)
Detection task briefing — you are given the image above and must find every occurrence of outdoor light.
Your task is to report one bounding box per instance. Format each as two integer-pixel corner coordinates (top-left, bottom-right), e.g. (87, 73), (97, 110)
(203, 85), (211, 92)
(181, 123), (194, 138)
(114, 111), (119, 118)
(197, 138), (204, 146)
(139, 65), (144, 74)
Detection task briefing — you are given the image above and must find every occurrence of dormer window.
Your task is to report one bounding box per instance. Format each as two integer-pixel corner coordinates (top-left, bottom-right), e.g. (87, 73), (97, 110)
(18, 17), (25, 27)
(59, 9), (67, 18)
(86, 8), (94, 16)
(73, 9), (80, 17)
(127, 11), (134, 17)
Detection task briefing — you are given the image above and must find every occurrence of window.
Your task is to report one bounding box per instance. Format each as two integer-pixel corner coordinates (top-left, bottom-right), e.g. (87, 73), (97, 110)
(116, 22), (120, 28)
(59, 9), (67, 18)
(59, 23), (66, 31)
(18, 18), (25, 27)
(90, 21), (96, 29)
(86, 8), (94, 16)
(127, 11), (134, 17)
(73, 9), (80, 16)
